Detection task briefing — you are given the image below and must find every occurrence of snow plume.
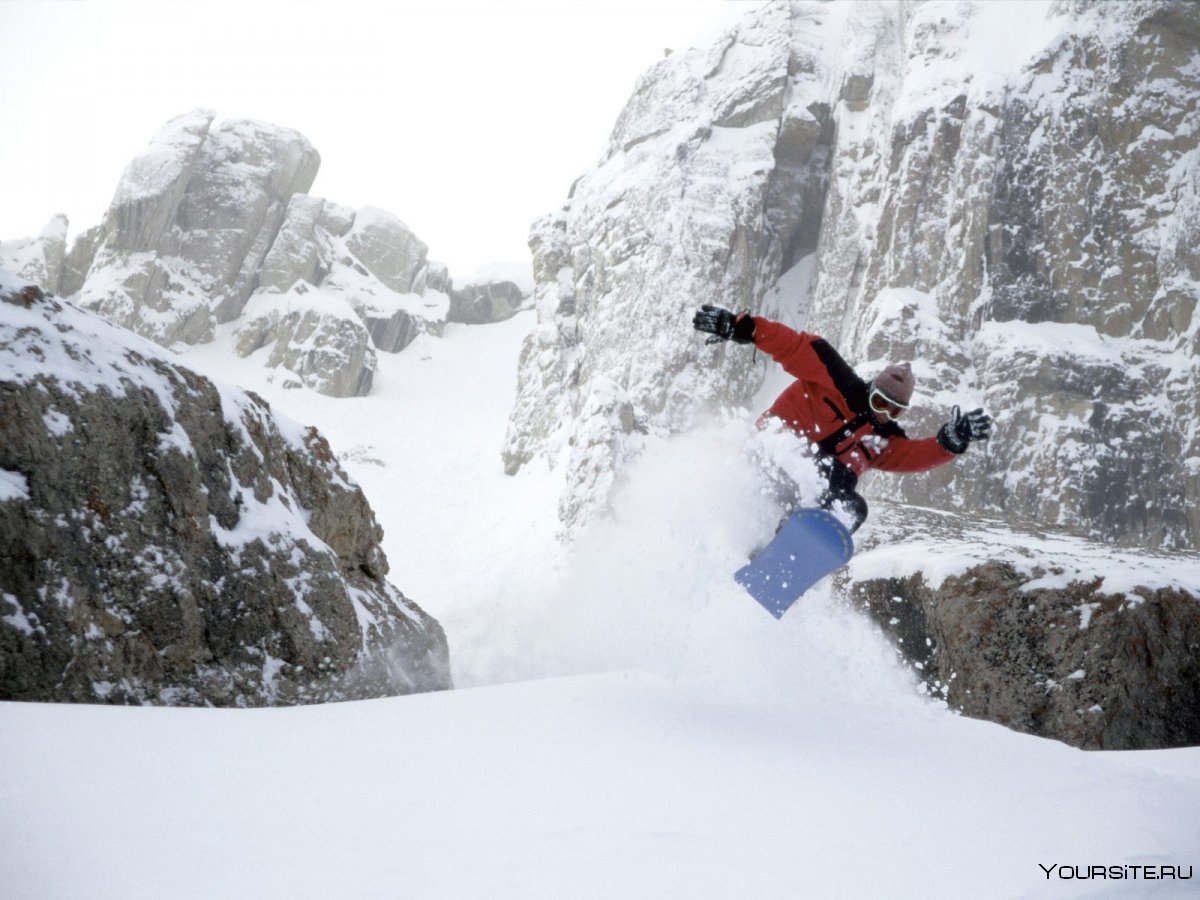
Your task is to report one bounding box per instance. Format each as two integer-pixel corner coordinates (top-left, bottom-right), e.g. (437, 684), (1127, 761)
(451, 415), (919, 714)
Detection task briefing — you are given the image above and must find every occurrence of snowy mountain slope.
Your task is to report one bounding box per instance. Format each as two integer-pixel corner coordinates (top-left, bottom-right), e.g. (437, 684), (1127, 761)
(0, 0), (1196, 889)
(2, 1), (1189, 743)
(4, 281), (1199, 898)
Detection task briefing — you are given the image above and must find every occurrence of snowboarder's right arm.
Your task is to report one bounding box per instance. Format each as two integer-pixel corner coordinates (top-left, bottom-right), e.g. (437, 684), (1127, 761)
(692, 304), (756, 344)
(750, 317), (848, 389)
(693, 307), (833, 384)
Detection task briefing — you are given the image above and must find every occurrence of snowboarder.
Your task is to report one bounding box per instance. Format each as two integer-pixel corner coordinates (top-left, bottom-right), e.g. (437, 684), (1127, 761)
(692, 304), (991, 533)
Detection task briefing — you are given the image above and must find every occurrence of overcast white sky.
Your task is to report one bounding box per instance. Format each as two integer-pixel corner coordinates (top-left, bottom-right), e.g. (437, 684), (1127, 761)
(0, 0), (764, 277)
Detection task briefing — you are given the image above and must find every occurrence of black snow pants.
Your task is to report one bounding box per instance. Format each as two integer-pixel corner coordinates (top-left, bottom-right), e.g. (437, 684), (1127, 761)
(817, 456), (868, 534)
(765, 454), (869, 535)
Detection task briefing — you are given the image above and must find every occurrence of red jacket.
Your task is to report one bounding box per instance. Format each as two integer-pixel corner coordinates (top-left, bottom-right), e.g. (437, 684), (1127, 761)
(753, 317), (954, 477)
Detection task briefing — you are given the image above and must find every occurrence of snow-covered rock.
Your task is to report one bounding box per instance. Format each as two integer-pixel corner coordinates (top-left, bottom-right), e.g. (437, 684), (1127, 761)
(235, 282), (378, 397)
(504, 0), (1200, 551)
(72, 110), (320, 346)
(234, 201), (450, 390)
(844, 503), (1200, 749)
(257, 193), (330, 293)
(0, 272), (450, 705)
(322, 206), (449, 352)
(447, 261), (534, 324)
(343, 205), (430, 295)
(448, 279), (528, 325)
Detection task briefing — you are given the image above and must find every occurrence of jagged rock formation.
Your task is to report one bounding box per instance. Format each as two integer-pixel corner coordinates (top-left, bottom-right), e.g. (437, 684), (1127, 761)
(502, 0), (1200, 551)
(72, 110), (320, 346)
(844, 504), (1200, 750)
(28, 110), (451, 398)
(0, 274), (451, 705)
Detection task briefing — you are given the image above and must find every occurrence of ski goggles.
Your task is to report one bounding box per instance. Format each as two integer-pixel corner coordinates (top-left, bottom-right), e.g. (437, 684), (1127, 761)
(868, 387), (908, 420)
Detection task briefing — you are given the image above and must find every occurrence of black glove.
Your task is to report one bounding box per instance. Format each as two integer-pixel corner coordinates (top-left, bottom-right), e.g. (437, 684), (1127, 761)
(692, 305), (755, 345)
(938, 406), (992, 454)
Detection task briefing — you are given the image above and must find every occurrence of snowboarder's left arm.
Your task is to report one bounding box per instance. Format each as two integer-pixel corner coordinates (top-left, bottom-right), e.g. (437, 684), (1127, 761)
(873, 406), (992, 472)
(872, 434), (956, 473)
(936, 406), (992, 454)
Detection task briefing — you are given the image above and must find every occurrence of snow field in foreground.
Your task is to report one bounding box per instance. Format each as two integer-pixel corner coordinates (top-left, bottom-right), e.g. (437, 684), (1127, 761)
(3, 668), (1199, 900)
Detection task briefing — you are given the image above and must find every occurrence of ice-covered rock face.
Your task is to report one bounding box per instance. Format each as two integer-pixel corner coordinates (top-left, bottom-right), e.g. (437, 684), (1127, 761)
(0, 273), (451, 705)
(505, 0), (1200, 549)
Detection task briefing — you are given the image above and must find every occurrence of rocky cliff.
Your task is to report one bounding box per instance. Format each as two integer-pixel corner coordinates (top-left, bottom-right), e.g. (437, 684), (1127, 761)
(503, 0), (1200, 552)
(0, 273), (451, 705)
(500, 0), (1199, 747)
(806, 0), (1200, 552)
(502, 2), (807, 528)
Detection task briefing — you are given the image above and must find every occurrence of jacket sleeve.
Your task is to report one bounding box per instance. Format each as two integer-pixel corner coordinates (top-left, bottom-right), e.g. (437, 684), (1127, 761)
(872, 434), (956, 473)
(752, 317), (830, 384)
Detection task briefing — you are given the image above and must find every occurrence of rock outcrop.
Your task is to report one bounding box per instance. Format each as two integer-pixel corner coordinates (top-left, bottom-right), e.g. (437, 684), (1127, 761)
(843, 504), (1200, 750)
(0, 273), (451, 705)
(234, 201), (449, 391)
(502, 0), (1200, 550)
(73, 110), (320, 347)
(34, 111), (452, 398)
(448, 278), (529, 325)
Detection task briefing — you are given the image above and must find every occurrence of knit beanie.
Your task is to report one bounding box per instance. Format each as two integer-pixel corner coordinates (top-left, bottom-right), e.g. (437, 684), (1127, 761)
(871, 362), (915, 407)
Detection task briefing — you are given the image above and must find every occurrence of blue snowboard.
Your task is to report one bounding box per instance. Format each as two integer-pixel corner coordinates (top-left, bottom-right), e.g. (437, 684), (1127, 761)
(735, 508), (855, 619)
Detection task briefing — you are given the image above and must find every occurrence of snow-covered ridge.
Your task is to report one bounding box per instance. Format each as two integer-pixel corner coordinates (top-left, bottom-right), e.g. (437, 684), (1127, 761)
(850, 502), (1200, 598)
(4, 253), (1196, 900)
